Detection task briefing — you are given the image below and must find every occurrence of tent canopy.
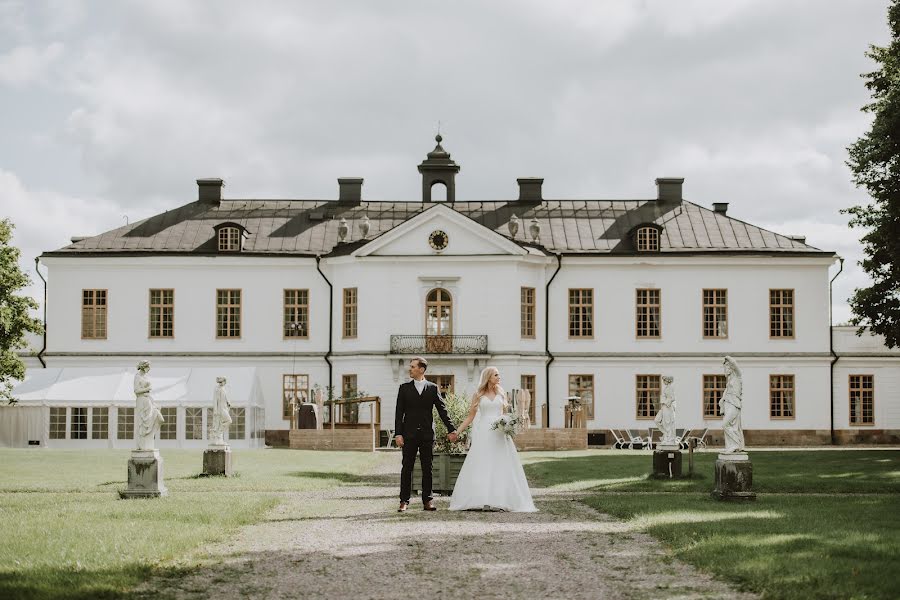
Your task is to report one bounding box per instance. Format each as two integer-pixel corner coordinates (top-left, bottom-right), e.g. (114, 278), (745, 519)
(10, 367), (263, 406)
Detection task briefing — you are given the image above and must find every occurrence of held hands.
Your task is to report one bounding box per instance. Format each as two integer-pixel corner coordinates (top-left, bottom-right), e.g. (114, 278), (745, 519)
(447, 431), (459, 443)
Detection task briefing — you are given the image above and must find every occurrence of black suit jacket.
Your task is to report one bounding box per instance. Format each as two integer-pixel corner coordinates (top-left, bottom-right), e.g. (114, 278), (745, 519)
(394, 380), (455, 440)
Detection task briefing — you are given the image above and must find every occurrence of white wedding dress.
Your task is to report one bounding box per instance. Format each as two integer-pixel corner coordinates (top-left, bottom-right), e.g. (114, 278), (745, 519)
(449, 394), (538, 512)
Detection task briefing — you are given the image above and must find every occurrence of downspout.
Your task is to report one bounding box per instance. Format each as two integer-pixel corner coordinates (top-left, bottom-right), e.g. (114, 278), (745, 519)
(544, 253), (562, 427)
(34, 257), (47, 368)
(315, 255), (333, 416)
(829, 256), (844, 446)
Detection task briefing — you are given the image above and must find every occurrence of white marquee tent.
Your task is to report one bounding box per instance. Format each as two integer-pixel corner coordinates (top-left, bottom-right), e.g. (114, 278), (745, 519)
(1, 367), (265, 449)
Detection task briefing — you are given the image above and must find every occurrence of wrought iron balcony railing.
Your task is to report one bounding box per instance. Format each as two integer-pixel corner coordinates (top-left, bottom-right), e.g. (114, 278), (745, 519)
(390, 334), (488, 355)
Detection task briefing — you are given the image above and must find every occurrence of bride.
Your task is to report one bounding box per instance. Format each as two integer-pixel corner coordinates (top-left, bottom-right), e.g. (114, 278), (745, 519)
(449, 367), (538, 512)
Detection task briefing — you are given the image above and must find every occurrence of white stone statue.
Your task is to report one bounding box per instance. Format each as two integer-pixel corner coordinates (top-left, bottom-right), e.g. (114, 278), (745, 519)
(209, 376), (233, 446)
(655, 375), (677, 446)
(134, 360), (164, 451)
(720, 356), (745, 453)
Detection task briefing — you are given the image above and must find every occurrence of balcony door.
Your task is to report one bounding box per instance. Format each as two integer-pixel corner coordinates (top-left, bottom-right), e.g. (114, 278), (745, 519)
(425, 288), (452, 353)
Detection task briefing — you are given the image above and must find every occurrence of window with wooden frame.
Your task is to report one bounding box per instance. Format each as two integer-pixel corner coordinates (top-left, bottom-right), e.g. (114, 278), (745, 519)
(284, 289), (309, 338)
(702, 374), (726, 418)
(343, 288), (358, 338)
(70, 407), (88, 439)
(568, 288), (594, 338)
(159, 407), (177, 439)
(50, 407), (66, 439)
(702, 289), (728, 338)
(636, 375), (661, 419)
(91, 407), (109, 439)
(185, 407), (203, 439)
(425, 374), (455, 395)
(283, 374), (309, 420)
(568, 374), (595, 420)
(636, 226), (660, 252)
(217, 226), (242, 252)
(149, 289), (174, 338)
(849, 374), (874, 425)
(770, 374), (795, 418)
(521, 287), (535, 338)
(636, 289), (661, 338)
(117, 407), (134, 440)
(81, 289), (107, 339)
(216, 289), (241, 338)
(770, 289), (795, 338)
(521, 374), (536, 423)
(341, 374), (359, 423)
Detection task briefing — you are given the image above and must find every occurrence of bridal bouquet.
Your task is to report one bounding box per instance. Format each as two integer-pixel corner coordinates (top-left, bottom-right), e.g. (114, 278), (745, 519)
(490, 414), (521, 438)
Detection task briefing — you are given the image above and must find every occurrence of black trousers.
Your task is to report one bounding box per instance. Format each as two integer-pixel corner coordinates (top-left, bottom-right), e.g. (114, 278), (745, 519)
(400, 436), (434, 503)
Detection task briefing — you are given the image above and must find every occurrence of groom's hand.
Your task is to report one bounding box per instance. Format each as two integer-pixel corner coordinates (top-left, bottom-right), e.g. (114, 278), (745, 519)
(395, 435), (404, 448)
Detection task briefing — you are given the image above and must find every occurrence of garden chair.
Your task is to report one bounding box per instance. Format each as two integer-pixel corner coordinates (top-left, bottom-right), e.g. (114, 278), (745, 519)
(646, 427), (660, 450)
(386, 429), (396, 448)
(625, 429), (648, 450)
(676, 428), (694, 450)
(609, 429), (628, 449)
(687, 427), (710, 449)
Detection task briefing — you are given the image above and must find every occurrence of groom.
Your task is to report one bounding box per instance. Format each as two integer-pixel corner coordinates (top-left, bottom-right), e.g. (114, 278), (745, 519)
(395, 357), (458, 512)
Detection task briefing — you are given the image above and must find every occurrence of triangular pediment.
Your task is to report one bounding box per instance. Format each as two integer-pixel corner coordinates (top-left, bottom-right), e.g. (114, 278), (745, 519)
(354, 204), (526, 257)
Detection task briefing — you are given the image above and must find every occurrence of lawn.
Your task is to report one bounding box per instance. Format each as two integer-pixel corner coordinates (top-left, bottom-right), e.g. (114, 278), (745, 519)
(0, 448), (383, 600)
(525, 449), (900, 600)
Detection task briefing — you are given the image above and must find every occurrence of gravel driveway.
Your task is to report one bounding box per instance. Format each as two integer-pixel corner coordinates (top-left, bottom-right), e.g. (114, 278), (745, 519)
(137, 452), (755, 600)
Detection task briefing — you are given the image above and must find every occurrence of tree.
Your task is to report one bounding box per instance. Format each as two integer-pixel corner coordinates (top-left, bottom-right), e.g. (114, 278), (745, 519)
(844, 1), (900, 348)
(0, 219), (44, 403)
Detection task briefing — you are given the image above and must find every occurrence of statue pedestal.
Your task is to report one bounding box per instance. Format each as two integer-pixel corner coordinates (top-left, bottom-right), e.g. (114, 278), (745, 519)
(203, 445), (233, 476)
(121, 450), (168, 498)
(712, 453), (756, 501)
(652, 444), (683, 478)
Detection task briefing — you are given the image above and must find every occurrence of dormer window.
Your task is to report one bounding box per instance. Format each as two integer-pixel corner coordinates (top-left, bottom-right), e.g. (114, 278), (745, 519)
(214, 223), (246, 252)
(636, 226), (660, 252)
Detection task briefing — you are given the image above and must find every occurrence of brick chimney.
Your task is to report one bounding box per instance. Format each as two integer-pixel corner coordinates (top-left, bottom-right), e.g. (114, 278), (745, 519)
(655, 177), (684, 203)
(197, 178), (224, 203)
(517, 178), (544, 204)
(338, 178), (363, 205)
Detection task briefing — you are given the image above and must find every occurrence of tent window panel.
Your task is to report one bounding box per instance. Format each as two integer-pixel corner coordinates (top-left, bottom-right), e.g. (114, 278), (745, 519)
(91, 407), (109, 439)
(50, 407), (67, 439)
(229, 408), (246, 439)
(159, 407), (177, 439)
(117, 407), (134, 440)
(70, 407), (88, 439)
(185, 407), (203, 440)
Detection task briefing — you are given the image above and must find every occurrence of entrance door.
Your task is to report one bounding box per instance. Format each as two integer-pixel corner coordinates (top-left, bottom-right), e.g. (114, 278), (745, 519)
(425, 288), (452, 352)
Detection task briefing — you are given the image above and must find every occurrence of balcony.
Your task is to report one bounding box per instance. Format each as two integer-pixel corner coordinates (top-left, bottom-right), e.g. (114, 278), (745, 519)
(389, 335), (488, 355)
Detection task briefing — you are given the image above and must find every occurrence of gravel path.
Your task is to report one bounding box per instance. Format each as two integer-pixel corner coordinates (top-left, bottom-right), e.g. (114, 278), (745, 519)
(138, 453), (756, 600)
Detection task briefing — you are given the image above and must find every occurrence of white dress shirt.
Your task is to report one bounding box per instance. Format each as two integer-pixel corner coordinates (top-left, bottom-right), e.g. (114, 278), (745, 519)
(413, 378), (427, 395)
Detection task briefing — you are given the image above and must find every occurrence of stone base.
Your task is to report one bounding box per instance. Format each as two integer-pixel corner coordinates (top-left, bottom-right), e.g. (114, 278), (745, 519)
(712, 453), (756, 501)
(203, 446), (233, 476)
(652, 448), (683, 478)
(121, 450), (168, 498)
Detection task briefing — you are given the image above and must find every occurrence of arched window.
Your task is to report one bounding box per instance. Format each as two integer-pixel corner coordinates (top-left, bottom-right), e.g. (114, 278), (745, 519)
(425, 288), (452, 352)
(217, 226), (242, 252)
(636, 226), (660, 252)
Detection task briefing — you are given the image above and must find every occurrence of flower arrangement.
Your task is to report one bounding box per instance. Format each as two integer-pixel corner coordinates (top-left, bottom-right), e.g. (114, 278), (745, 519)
(433, 391), (472, 454)
(491, 413), (522, 438)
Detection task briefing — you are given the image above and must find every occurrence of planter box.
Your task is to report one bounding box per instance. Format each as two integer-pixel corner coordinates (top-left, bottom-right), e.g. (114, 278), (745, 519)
(412, 452), (467, 494)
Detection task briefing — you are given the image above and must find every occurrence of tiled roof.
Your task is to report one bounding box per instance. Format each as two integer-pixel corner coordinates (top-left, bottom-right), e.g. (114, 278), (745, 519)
(46, 198), (829, 256)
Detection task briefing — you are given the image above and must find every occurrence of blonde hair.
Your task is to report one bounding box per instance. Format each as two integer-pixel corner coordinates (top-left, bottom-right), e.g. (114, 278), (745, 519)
(474, 367), (504, 403)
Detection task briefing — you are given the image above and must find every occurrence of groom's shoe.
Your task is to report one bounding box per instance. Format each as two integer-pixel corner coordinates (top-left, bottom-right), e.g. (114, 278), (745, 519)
(398, 501), (409, 513)
(423, 499), (437, 511)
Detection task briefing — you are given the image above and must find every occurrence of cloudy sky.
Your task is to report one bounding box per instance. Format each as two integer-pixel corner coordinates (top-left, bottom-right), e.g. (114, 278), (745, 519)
(0, 0), (891, 324)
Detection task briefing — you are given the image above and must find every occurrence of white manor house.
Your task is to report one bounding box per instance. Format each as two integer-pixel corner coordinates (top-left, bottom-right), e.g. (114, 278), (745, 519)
(5, 137), (900, 449)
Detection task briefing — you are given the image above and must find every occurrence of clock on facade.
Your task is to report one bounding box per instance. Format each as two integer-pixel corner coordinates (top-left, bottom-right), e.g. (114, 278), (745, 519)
(428, 230), (449, 251)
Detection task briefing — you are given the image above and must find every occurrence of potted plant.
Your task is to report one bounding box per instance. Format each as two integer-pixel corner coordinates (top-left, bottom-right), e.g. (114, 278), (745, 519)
(413, 391), (471, 494)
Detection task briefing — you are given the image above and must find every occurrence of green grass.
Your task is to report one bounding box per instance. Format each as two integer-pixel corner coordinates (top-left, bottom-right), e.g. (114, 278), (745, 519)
(525, 449), (900, 600)
(0, 449), (381, 600)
